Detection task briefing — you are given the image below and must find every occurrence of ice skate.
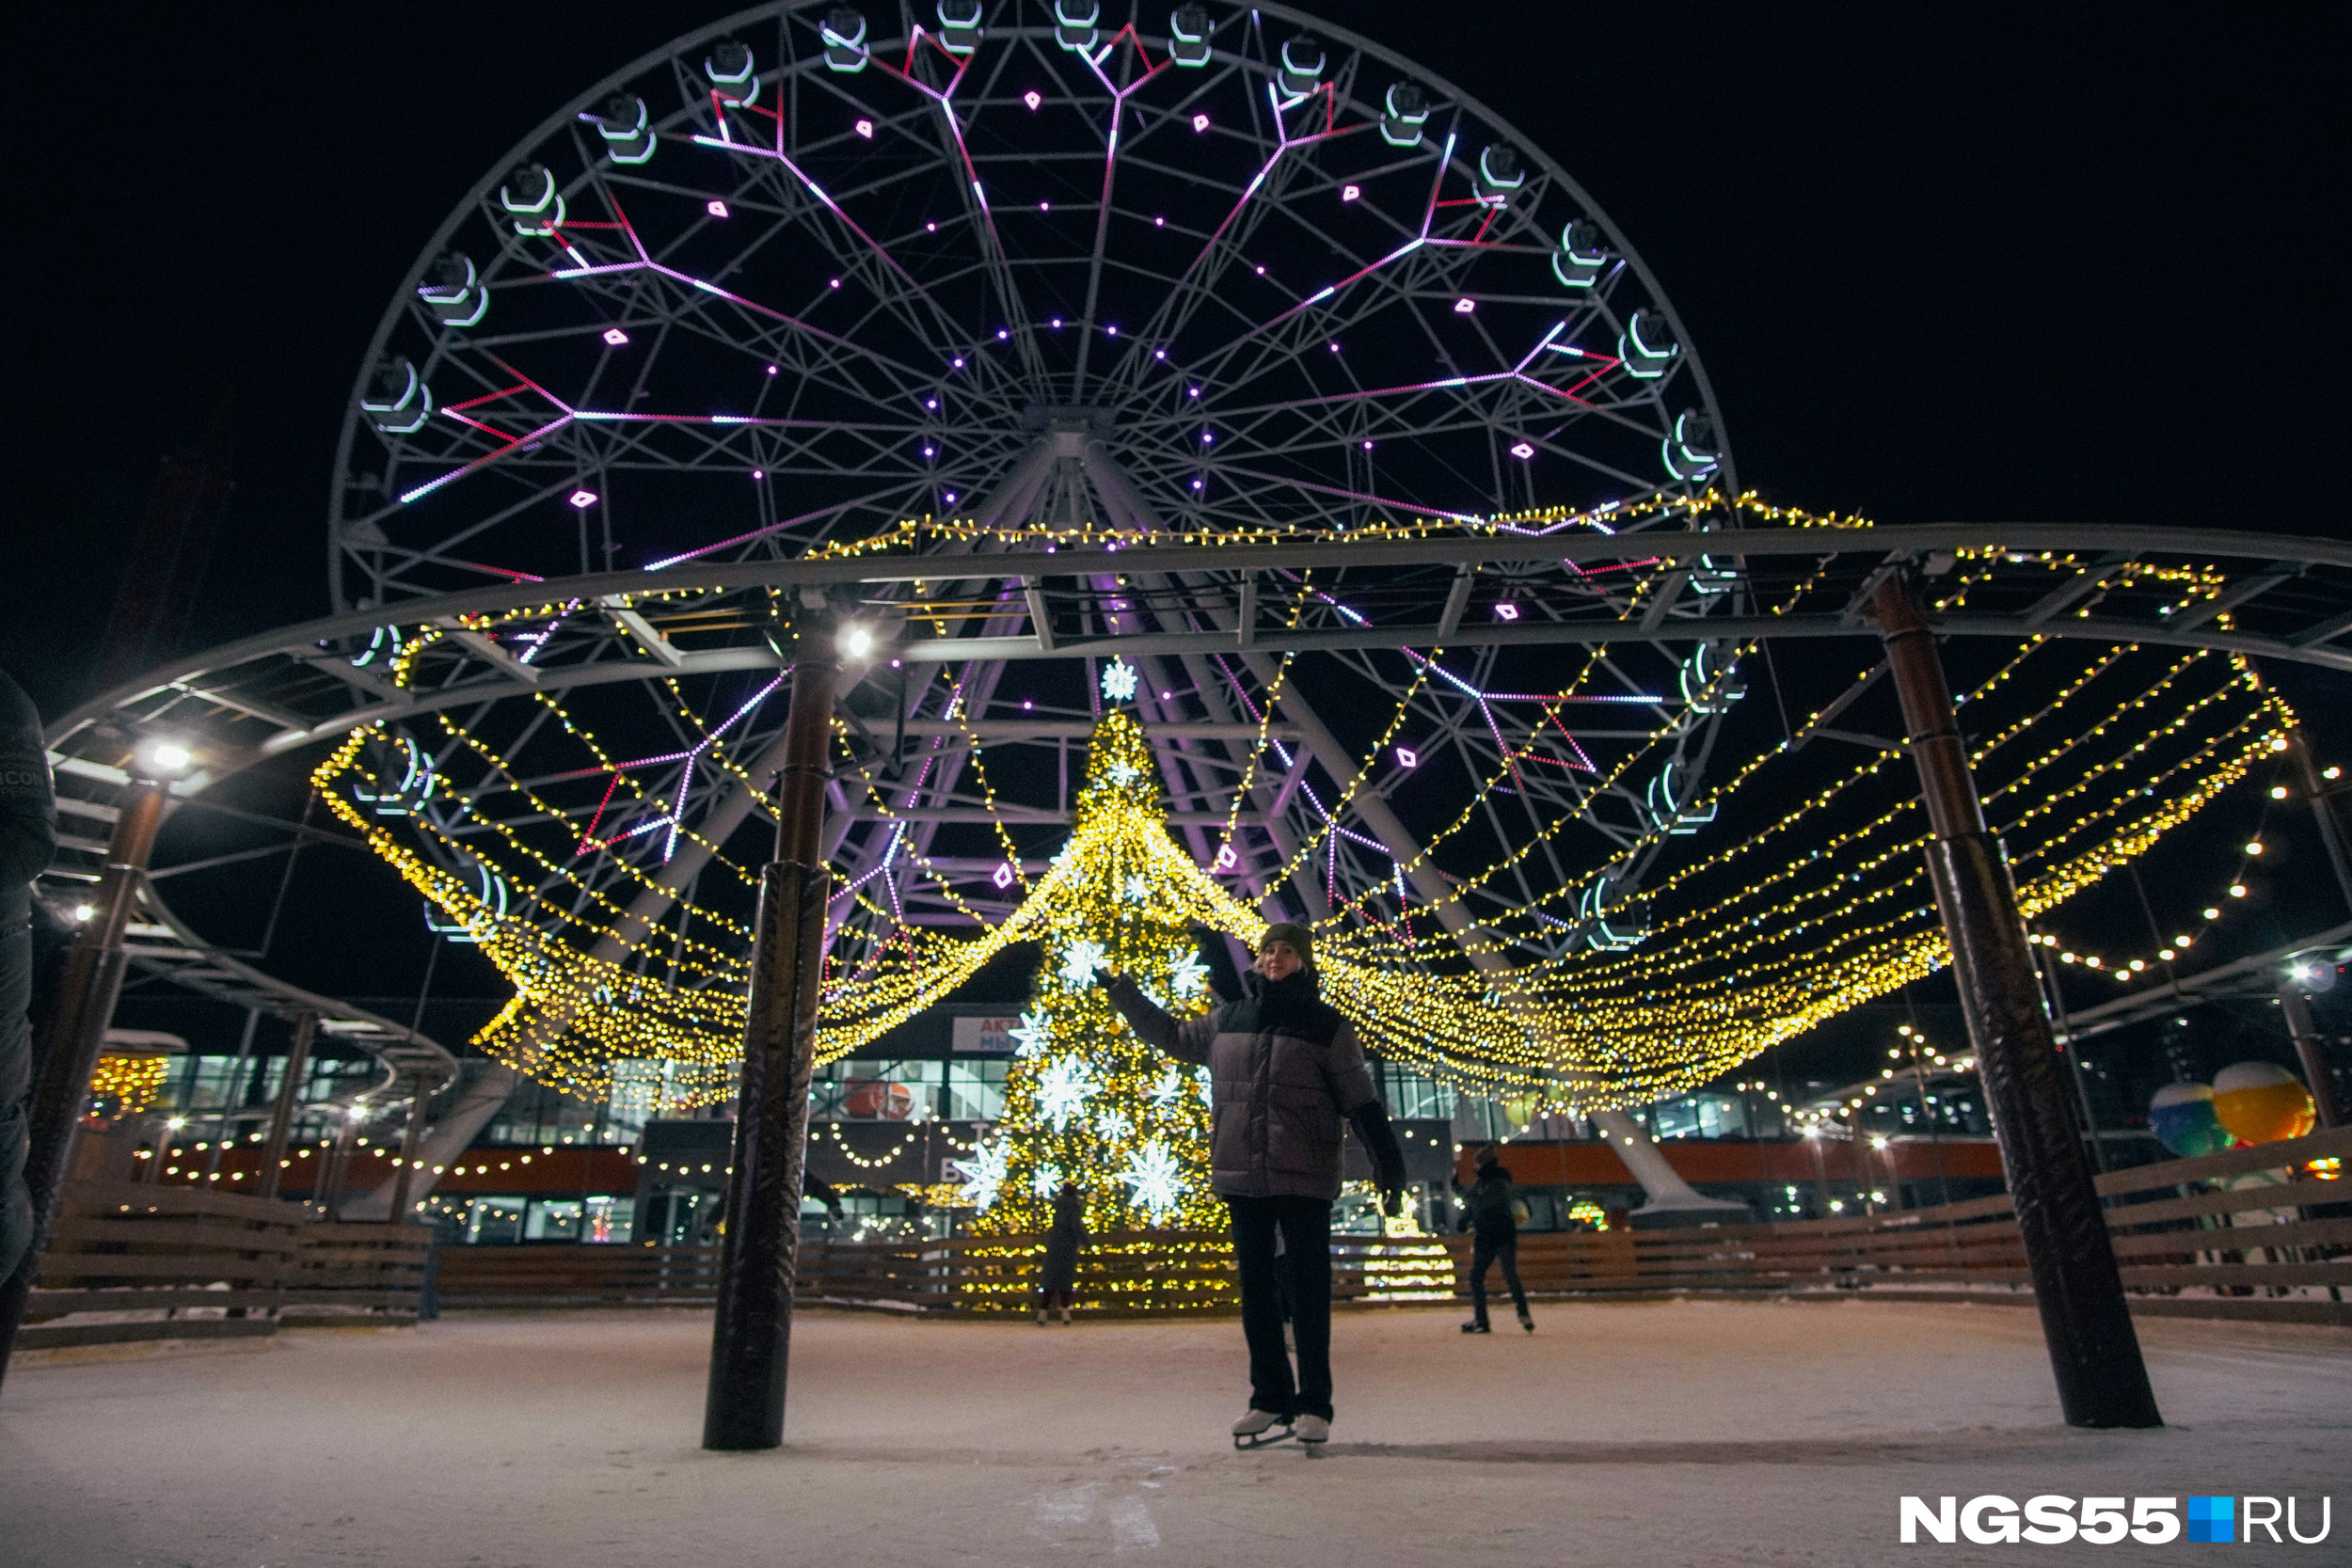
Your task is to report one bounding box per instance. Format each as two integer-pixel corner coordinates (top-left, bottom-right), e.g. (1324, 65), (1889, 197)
(1295, 1414), (1329, 1449)
(1460, 1320), (1490, 1334)
(1231, 1408), (1295, 1449)
(1518, 1309), (1534, 1333)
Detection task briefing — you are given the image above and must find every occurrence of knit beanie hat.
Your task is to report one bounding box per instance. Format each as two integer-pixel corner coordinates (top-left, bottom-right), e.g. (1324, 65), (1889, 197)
(1258, 922), (1315, 968)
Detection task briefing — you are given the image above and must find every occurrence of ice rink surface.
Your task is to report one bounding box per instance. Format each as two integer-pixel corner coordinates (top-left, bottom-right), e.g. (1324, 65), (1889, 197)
(3, 1298), (2345, 1566)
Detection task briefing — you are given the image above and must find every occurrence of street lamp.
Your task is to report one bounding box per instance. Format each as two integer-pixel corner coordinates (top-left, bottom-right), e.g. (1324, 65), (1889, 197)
(133, 736), (196, 779)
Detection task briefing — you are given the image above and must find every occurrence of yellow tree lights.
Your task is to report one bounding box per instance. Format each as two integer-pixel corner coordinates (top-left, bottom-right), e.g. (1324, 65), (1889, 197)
(307, 500), (2296, 1123)
(961, 695), (1226, 1235)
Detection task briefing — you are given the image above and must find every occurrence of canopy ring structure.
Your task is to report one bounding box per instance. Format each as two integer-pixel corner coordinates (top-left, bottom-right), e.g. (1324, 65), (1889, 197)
(319, 0), (1758, 1028)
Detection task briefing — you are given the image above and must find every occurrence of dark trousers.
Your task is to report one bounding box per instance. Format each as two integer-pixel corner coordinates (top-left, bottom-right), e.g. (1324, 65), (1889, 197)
(1470, 1229), (1528, 1326)
(1226, 1194), (1333, 1420)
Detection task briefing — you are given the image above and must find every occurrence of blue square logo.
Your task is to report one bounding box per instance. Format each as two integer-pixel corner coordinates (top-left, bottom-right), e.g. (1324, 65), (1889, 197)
(2186, 1496), (2234, 1544)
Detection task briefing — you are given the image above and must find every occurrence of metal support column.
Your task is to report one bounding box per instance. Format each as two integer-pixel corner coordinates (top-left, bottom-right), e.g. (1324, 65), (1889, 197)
(0, 778), (169, 1386)
(257, 1011), (316, 1201)
(2288, 731), (2352, 917)
(2278, 986), (2343, 1130)
(1872, 572), (2162, 1429)
(385, 1072), (436, 1221)
(704, 616), (836, 1451)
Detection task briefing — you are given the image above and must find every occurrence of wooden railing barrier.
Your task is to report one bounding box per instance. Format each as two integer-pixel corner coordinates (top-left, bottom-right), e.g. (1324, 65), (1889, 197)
(433, 1125), (2352, 1327)
(23, 1183), (437, 1352)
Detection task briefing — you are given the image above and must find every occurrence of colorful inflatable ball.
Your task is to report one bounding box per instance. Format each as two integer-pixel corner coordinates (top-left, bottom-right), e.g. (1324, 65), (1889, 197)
(2148, 1081), (2230, 1158)
(2211, 1061), (2316, 1146)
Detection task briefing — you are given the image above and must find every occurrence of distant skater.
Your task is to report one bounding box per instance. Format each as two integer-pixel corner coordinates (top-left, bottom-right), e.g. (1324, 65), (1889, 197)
(1457, 1147), (1533, 1334)
(1038, 1179), (1085, 1323)
(1100, 922), (1406, 1450)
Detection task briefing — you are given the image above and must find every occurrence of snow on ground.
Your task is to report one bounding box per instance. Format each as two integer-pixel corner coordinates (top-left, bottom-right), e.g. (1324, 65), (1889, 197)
(2, 1299), (2346, 1567)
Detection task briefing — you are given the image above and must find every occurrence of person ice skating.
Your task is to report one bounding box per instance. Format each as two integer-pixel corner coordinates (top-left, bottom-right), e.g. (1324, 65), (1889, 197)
(0, 666), (55, 1284)
(1038, 1179), (1085, 1324)
(1456, 1146), (1533, 1334)
(1098, 922), (1407, 1449)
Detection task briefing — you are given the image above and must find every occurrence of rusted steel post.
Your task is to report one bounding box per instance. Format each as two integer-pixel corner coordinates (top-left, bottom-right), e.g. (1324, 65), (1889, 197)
(1872, 571), (2161, 1429)
(256, 1011), (317, 1201)
(704, 619), (836, 1450)
(0, 779), (168, 1385)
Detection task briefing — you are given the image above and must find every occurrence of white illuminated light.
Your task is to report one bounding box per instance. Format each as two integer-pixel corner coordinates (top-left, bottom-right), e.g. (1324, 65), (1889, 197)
(1024, 89), (1041, 110)
(1192, 113), (1210, 132)
(1509, 441), (1535, 459)
(1454, 297), (1475, 313)
(601, 327), (628, 346)
(141, 740), (195, 775)
(1341, 183), (1359, 201)
(837, 623), (876, 660)
(72, 903), (96, 922)
(1493, 603), (1520, 623)
(706, 199), (730, 218)
(1214, 845), (1237, 870)
(854, 119), (874, 138)
(568, 489), (597, 509)
(1395, 747), (1419, 768)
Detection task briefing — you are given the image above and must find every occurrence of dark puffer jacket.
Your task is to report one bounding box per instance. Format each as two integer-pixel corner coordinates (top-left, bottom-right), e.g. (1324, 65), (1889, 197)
(0, 667), (56, 1282)
(1102, 967), (1389, 1201)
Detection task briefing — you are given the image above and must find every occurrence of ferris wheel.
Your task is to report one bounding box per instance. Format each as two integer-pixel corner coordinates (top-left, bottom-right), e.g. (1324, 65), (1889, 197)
(322, 0), (1748, 1013)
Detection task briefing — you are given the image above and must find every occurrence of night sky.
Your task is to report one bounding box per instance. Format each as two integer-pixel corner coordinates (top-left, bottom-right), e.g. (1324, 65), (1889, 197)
(7, 5), (2345, 1093)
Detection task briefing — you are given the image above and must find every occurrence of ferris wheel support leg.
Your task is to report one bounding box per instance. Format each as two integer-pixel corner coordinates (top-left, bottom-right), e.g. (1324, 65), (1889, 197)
(347, 711), (830, 1224)
(1872, 571), (2159, 1430)
(1232, 652), (1726, 1215)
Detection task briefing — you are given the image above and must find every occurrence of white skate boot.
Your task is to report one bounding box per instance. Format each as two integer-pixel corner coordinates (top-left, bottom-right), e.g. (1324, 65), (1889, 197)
(1295, 1414), (1330, 1449)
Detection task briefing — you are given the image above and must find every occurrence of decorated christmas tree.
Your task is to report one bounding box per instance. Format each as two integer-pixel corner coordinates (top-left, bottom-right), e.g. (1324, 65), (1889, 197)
(960, 676), (1225, 1236)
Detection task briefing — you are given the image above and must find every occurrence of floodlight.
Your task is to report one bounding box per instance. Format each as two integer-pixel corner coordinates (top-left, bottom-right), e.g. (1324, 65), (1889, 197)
(135, 737), (195, 778)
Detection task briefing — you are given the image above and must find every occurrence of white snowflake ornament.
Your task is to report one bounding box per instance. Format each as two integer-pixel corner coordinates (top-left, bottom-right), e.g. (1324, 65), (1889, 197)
(1100, 660), (1139, 701)
(1170, 953), (1210, 996)
(1009, 1009), (1051, 1058)
(955, 1139), (1009, 1211)
(1038, 1058), (1096, 1132)
(1059, 939), (1107, 986)
(1120, 1139), (1183, 1225)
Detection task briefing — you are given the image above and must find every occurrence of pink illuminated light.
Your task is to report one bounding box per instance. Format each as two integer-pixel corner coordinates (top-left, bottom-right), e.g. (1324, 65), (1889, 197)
(992, 862), (1017, 890)
(1509, 441), (1535, 459)
(1024, 90), (1042, 110)
(601, 327), (628, 347)
(1214, 846), (1237, 870)
(1453, 297), (1475, 313)
(707, 199), (730, 218)
(854, 119), (874, 138)
(568, 489), (597, 509)
(1493, 603), (1520, 623)
(1192, 113), (1210, 133)
(1341, 183), (1360, 201)
(1395, 747), (1419, 768)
